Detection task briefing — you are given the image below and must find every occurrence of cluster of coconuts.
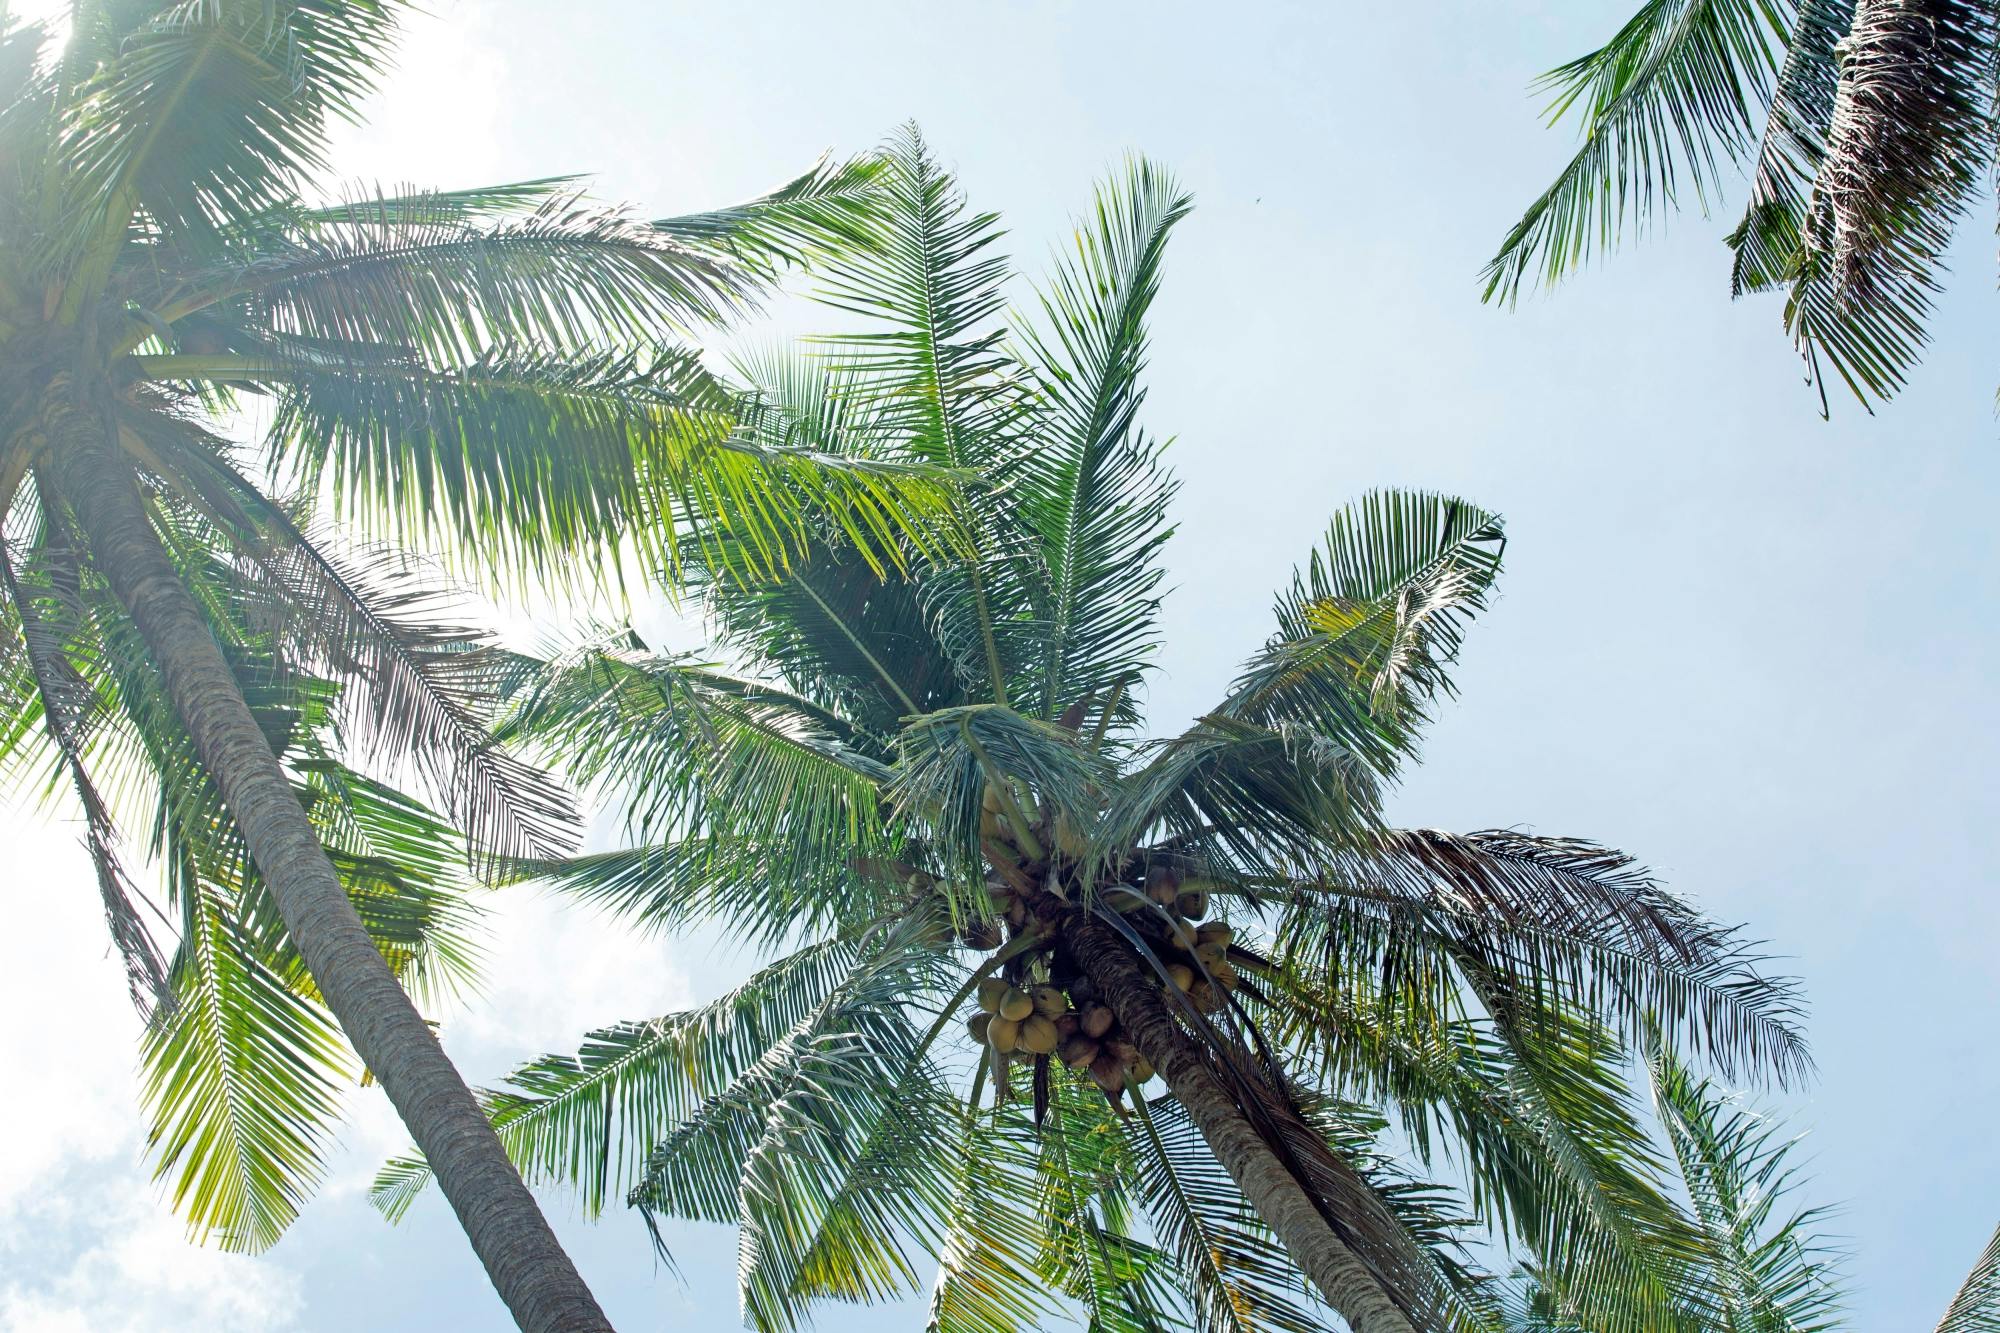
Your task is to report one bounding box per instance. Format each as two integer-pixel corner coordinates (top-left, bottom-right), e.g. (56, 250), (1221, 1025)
(966, 976), (1155, 1097)
(1101, 866), (1240, 1014)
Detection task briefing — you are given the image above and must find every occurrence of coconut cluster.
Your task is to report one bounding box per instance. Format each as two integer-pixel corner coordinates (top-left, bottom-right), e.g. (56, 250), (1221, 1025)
(945, 783), (1242, 1104)
(966, 973), (1155, 1097)
(1101, 866), (1240, 1015)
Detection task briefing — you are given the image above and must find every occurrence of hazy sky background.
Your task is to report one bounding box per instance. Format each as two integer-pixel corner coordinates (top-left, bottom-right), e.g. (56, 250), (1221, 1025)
(4, 2), (1997, 1330)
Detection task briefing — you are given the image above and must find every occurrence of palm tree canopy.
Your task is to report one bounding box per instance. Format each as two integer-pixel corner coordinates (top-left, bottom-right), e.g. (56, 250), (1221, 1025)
(373, 127), (1813, 1333)
(0, 0), (953, 1257)
(1486, 0), (2000, 414)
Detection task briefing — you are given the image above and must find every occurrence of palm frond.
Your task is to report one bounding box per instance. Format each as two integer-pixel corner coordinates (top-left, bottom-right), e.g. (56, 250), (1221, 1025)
(154, 188), (756, 362)
(141, 882), (353, 1252)
(54, 0), (409, 282)
(1647, 1045), (1845, 1331)
(1011, 156), (1187, 724)
(1934, 1223), (2000, 1333)
(651, 152), (888, 271)
(1483, 0), (1788, 300)
(1293, 828), (1812, 1084)
(1219, 491), (1504, 780)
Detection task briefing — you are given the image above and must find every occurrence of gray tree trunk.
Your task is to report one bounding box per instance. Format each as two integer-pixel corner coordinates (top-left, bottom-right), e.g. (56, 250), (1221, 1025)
(1069, 914), (1421, 1333)
(51, 404), (614, 1333)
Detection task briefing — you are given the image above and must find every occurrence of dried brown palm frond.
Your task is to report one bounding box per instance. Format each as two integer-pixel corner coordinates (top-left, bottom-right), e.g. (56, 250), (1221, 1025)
(1806, 0), (1997, 307)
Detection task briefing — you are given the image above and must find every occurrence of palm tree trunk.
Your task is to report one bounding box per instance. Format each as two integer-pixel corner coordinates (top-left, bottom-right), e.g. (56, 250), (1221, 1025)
(1068, 914), (1421, 1333)
(49, 409), (614, 1333)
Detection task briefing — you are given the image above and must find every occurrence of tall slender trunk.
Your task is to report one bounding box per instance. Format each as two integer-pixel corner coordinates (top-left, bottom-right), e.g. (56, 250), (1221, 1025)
(49, 404), (614, 1333)
(1068, 913), (1422, 1333)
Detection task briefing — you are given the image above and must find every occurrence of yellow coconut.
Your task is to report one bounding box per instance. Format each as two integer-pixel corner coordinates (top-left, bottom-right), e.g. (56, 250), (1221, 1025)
(1212, 960), (1239, 990)
(966, 1013), (992, 1044)
(1019, 1015), (1060, 1055)
(1193, 940), (1228, 967)
(1165, 963), (1195, 993)
(1195, 920), (1234, 947)
(998, 986), (1035, 1022)
(1174, 888), (1209, 919)
(976, 977), (1010, 1013)
(1030, 985), (1067, 1020)
(987, 1015), (1021, 1054)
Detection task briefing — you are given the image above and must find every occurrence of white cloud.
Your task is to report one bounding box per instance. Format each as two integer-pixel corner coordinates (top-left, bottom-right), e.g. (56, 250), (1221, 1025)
(0, 1180), (304, 1333)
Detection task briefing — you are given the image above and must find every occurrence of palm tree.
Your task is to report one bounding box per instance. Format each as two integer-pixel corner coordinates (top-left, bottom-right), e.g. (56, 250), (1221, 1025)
(1485, 0), (1999, 413)
(368, 128), (1813, 1333)
(0, 4), (950, 1328)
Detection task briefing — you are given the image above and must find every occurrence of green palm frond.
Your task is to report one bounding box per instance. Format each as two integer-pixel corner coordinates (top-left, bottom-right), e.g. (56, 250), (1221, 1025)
(152, 188), (754, 362)
(1011, 156), (1188, 724)
(141, 882), (353, 1252)
(1483, 0), (1788, 301)
(651, 152), (888, 271)
(1289, 829), (1811, 1084)
(812, 123), (1016, 471)
(1221, 491), (1504, 779)
(54, 0), (409, 284)
(1647, 1045), (1844, 1331)
(369, 936), (873, 1221)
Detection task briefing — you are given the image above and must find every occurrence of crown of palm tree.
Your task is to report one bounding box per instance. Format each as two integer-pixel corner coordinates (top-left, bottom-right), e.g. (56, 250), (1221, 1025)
(0, 0), (953, 1295)
(1485, 0), (1999, 414)
(371, 127), (1814, 1333)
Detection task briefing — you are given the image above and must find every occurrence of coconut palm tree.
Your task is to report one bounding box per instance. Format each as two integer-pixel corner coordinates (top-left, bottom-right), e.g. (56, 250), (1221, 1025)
(367, 128), (1813, 1333)
(1485, 0), (1999, 414)
(0, 4), (951, 1328)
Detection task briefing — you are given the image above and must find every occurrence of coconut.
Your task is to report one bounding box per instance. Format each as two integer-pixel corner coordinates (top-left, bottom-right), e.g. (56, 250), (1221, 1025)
(1019, 1015), (1060, 1055)
(1167, 919), (1201, 951)
(1059, 1036), (1100, 1070)
(966, 1013), (992, 1044)
(1030, 985), (1067, 1020)
(1165, 963), (1195, 993)
(958, 917), (1004, 951)
(1194, 920), (1234, 947)
(1212, 960), (1239, 990)
(1079, 1004), (1115, 1039)
(1193, 940), (1228, 967)
(997, 986), (1035, 1022)
(1089, 1051), (1127, 1094)
(976, 977), (1010, 1013)
(1067, 976), (1097, 1006)
(1148, 880), (1179, 907)
(1174, 888), (1209, 919)
(1104, 1039), (1138, 1066)
(987, 1015), (1021, 1054)
(1130, 1054), (1156, 1083)
(1054, 1012), (1081, 1039)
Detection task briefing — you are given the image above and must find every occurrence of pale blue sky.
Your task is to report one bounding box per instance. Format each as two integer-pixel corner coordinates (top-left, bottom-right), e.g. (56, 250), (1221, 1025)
(4, 2), (1996, 1330)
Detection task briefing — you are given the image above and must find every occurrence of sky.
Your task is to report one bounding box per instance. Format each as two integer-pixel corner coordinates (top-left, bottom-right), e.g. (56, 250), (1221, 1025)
(4, 2), (1998, 1330)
